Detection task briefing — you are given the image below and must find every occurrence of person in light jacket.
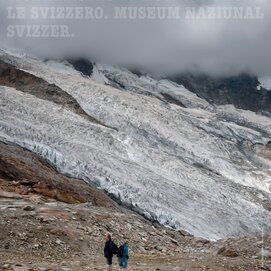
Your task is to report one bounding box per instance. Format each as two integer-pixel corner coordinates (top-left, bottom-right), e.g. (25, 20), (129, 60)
(118, 241), (129, 270)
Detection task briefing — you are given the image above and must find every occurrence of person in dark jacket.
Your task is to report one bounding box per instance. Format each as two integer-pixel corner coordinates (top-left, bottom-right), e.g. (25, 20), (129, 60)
(104, 233), (114, 271)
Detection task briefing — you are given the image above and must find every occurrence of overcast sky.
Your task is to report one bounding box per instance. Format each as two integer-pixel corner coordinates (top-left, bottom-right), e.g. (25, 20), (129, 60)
(0, 0), (270, 76)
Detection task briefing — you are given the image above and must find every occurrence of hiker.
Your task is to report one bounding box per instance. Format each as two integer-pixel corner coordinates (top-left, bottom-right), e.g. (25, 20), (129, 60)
(104, 233), (114, 271)
(117, 241), (129, 271)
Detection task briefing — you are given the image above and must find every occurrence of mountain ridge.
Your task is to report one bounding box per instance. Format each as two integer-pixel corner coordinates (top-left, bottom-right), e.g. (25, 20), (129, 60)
(0, 49), (270, 240)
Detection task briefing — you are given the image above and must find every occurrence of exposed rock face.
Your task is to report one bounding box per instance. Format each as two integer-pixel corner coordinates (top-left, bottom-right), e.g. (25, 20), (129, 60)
(0, 142), (115, 207)
(0, 49), (271, 240)
(67, 58), (93, 76)
(253, 142), (271, 161)
(169, 73), (271, 113)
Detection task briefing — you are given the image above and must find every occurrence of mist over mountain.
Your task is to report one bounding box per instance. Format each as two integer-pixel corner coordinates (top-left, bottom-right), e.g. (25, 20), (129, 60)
(1, 0), (271, 76)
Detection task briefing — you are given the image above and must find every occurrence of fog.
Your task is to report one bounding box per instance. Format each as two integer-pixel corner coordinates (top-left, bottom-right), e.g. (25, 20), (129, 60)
(0, 0), (271, 76)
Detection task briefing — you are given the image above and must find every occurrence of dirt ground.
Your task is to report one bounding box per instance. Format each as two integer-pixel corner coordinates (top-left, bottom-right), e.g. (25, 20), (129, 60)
(0, 143), (271, 271)
(0, 190), (270, 271)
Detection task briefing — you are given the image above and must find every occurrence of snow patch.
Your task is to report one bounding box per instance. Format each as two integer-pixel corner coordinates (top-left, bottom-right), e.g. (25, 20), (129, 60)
(258, 76), (271, 91)
(45, 60), (80, 76)
(91, 64), (109, 84)
(0, 47), (27, 58)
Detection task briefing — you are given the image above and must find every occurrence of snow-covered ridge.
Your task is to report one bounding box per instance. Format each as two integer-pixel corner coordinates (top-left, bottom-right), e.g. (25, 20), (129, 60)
(91, 63), (213, 111)
(0, 51), (271, 240)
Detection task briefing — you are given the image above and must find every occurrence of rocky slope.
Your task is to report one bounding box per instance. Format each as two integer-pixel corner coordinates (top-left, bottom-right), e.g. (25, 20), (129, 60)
(0, 49), (271, 240)
(0, 142), (115, 206)
(0, 185), (271, 271)
(0, 145), (270, 271)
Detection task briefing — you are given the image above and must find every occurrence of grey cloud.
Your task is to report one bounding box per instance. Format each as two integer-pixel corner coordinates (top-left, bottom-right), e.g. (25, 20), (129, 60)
(0, 0), (270, 76)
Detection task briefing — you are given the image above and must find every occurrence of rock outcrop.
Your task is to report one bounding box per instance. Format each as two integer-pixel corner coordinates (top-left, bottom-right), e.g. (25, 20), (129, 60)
(0, 142), (115, 206)
(169, 73), (271, 113)
(0, 187), (271, 271)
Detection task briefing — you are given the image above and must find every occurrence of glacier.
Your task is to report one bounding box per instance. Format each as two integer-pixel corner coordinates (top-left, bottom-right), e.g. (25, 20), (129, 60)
(0, 49), (271, 240)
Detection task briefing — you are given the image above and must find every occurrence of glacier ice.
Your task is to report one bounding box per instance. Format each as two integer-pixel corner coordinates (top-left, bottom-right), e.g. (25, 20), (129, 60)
(0, 51), (271, 240)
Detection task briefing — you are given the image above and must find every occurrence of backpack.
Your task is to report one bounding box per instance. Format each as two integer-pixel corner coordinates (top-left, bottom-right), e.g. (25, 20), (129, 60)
(112, 241), (118, 255)
(117, 244), (124, 258)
